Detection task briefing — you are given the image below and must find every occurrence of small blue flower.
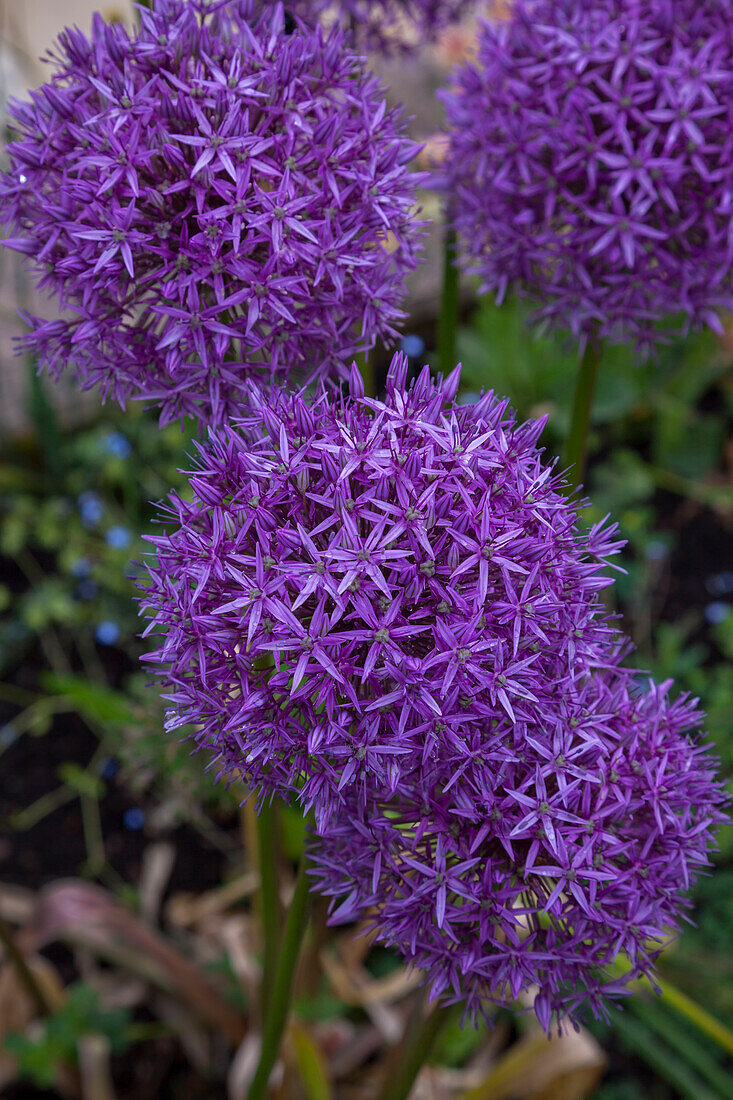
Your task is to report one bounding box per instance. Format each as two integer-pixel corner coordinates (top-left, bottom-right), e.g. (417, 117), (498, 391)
(123, 807), (146, 831)
(78, 491), (104, 528)
(75, 580), (98, 601)
(99, 756), (120, 780)
(5, 622), (28, 643)
(71, 557), (91, 579)
(705, 602), (730, 626)
(644, 540), (668, 563)
(399, 333), (425, 360)
(106, 526), (131, 550)
(103, 431), (132, 459)
(95, 620), (121, 646)
(0, 723), (19, 749)
(706, 572), (733, 597)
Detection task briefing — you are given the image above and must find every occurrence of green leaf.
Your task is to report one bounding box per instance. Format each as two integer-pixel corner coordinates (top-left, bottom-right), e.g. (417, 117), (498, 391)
(3, 983), (131, 1088)
(290, 1022), (332, 1100)
(57, 762), (105, 800)
(607, 1009), (720, 1100)
(41, 673), (137, 727)
(433, 1007), (485, 1068)
(628, 996), (733, 1099)
(280, 803), (307, 860)
(294, 991), (348, 1023)
(25, 358), (63, 474)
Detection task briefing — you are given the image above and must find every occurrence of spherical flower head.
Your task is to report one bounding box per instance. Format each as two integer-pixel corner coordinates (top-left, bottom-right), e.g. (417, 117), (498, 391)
(438, 0), (733, 351)
(0, 0), (424, 427)
(310, 673), (728, 1030)
(270, 1), (481, 54)
(141, 351), (627, 826)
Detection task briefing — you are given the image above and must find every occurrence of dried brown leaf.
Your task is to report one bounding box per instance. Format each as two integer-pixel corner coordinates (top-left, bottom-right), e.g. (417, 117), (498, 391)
(166, 872), (259, 929)
(138, 842), (176, 925)
(458, 1026), (606, 1100)
(28, 880), (247, 1046)
(321, 949), (420, 1007)
(0, 884), (34, 924)
(0, 957), (65, 1089)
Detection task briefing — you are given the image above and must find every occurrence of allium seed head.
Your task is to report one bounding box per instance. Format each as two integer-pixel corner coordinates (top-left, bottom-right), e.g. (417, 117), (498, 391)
(438, 0), (733, 351)
(311, 674), (728, 1029)
(140, 352), (628, 825)
(0, 0), (424, 426)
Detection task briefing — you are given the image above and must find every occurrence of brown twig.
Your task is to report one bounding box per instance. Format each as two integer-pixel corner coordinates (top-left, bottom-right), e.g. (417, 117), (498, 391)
(0, 910), (54, 1018)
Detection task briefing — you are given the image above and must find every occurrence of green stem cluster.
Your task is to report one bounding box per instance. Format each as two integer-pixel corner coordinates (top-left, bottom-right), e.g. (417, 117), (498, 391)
(247, 854), (312, 1100)
(437, 225), (459, 376)
(256, 801), (281, 1019)
(376, 1002), (452, 1100)
(562, 341), (601, 490)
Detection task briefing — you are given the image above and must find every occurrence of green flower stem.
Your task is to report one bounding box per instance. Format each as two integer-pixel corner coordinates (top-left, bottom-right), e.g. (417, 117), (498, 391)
(247, 853), (312, 1100)
(657, 977), (733, 1060)
(608, 1009), (718, 1100)
(627, 995), (733, 1097)
(256, 800), (281, 1019)
(562, 341), (601, 490)
(376, 1001), (452, 1100)
(438, 224), (459, 375)
(605, 953), (733, 1059)
(355, 348), (375, 399)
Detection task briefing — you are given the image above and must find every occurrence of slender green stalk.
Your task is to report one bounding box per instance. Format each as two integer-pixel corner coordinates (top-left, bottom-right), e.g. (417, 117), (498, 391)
(0, 912), (53, 1019)
(376, 1001), (452, 1100)
(658, 977), (733, 1060)
(355, 349), (376, 399)
(609, 1009), (719, 1100)
(606, 953), (733, 1060)
(628, 996), (733, 1097)
(247, 855), (312, 1100)
(256, 800), (281, 1019)
(437, 224), (459, 375)
(26, 359), (62, 479)
(562, 341), (601, 490)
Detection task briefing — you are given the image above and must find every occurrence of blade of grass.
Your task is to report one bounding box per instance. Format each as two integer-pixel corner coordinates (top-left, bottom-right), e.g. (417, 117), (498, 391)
(605, 952), (733, 1060)
(627, 997), (733, 1099)
(609, 1009), (719, 1100)
(290, 1021), (333, 1100)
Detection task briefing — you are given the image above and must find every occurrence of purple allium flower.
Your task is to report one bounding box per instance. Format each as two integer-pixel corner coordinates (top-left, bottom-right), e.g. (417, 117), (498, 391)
(0, 0), (423, 427)
(438, 0), (733, 350)
(140, 352), (627, 824)
(271, 1), (480, 53)
(310, 673), (728, 1029)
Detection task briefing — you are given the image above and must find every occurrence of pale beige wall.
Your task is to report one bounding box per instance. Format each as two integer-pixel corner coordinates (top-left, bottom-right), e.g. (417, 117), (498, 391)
(0, 2), (137, 434)
(0, 1), (134, 76)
